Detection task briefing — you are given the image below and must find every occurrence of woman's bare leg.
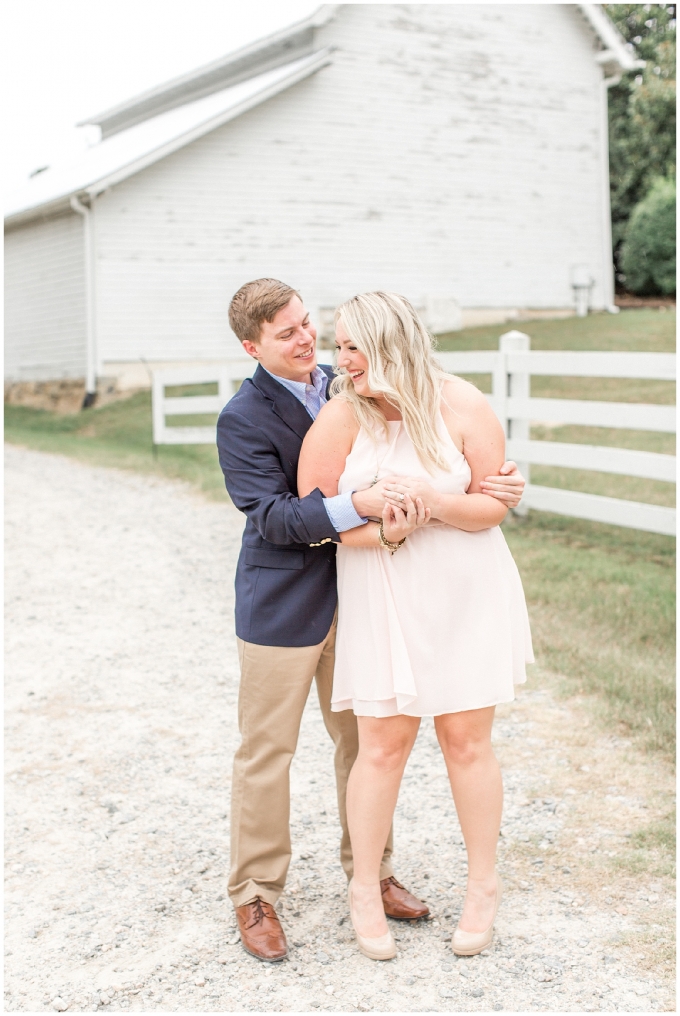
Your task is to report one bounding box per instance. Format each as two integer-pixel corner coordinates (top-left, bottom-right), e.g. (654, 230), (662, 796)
(347, 714), (420, 937)
(435, 706), (501, 932)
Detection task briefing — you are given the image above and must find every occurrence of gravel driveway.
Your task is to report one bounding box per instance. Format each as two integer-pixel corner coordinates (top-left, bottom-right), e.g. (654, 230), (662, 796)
(5, 446), (674, 1013)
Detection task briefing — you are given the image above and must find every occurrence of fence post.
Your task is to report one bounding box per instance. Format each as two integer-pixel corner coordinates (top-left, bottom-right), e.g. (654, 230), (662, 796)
(491, 348), (508, 438)
(499, 330), (531, 517)
(151, 371), (165, 448)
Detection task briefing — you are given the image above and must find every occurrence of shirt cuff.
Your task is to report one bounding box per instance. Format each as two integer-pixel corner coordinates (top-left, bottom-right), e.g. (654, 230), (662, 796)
(323, 490), (368, 533)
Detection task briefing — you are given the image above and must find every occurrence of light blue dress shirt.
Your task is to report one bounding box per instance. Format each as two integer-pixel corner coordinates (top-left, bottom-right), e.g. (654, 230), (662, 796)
(262, 366), (367, 533)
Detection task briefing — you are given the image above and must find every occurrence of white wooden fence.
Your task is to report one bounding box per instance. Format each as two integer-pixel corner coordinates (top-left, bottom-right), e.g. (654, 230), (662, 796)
(152, 364), (255, 445)
(152, 332), (676, 536)
(437, 331), (675, 536)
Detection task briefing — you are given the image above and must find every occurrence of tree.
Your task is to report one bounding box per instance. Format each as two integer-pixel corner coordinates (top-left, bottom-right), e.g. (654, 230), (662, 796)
(604, 5), (676, 279)
(621, 177), (676, 293)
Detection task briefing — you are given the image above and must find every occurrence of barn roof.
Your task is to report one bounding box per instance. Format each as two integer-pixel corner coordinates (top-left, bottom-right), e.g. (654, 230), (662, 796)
(5, 3), (640, 227)
(79, 4), (339, 139)
(4, 49), (331, 227)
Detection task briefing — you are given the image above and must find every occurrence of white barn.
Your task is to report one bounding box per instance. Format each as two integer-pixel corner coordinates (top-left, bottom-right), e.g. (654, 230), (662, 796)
(5, 3), (638, 404)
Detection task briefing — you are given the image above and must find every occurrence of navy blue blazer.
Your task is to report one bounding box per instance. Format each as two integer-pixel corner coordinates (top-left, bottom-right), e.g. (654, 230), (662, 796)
(216, 364), (340, 647)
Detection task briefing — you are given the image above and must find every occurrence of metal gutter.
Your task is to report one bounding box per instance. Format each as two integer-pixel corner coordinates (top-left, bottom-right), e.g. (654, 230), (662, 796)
(598, 73), (622, 312)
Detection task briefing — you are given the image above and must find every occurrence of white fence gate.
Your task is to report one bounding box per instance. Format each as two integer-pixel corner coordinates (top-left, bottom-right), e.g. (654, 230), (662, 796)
(152, 332), (676, 536)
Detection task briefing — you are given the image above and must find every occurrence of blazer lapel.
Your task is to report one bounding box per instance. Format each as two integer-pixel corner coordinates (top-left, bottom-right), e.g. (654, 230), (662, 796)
(251, 364), (313, 441)
(272, 392), (314, 441)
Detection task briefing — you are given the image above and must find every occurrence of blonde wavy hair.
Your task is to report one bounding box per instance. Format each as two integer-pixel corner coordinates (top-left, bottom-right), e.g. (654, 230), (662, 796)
(330, 291), (451, 473)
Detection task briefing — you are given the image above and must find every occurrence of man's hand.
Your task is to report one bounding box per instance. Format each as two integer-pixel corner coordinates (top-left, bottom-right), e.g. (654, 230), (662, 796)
(479, 461), (525, 507)
(352, 477), (408, 519)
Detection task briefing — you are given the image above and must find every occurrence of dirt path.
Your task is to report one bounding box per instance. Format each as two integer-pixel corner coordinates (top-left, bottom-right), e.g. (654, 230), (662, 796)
(4, 446), (675, 1013)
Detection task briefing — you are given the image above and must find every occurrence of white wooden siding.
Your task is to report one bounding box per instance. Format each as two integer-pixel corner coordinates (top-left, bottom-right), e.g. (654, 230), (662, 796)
(91, 3), (608, 366)
(5, 213), (86, 381)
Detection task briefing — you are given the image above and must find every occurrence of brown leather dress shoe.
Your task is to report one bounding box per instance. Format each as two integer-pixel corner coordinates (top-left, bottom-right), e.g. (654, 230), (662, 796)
(381, 876), (430, 920)
(235, 898), (288, 961)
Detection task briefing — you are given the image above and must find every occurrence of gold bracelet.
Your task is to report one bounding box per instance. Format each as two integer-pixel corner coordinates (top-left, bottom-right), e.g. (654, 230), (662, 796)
(379, 520), (406, 553)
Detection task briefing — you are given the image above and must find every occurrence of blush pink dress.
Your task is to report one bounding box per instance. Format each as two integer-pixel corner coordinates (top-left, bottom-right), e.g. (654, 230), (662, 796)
(331, 409), (533, 717)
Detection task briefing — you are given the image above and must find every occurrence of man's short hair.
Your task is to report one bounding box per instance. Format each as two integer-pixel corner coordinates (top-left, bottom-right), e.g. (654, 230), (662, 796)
(229, 278), (300, 344)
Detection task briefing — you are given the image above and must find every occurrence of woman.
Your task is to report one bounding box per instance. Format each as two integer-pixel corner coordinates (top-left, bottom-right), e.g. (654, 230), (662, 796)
(298, 292), (533, 961)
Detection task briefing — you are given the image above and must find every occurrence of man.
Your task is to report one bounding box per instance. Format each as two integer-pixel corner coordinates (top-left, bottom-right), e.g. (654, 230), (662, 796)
(217, 278), (525, 962)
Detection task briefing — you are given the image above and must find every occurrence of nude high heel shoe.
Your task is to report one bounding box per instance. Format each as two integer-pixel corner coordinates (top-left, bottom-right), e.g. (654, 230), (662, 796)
(452, 875), (503, 957)
(348, 880), (396, 961)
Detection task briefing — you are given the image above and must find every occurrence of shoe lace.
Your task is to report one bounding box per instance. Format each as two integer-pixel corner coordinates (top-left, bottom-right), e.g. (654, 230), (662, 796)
(381, 876), (405, 892)
(246, 898), (276, 929)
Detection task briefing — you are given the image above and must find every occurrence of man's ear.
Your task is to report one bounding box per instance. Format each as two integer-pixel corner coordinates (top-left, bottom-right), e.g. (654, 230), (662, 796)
(242, 340), (260, 360)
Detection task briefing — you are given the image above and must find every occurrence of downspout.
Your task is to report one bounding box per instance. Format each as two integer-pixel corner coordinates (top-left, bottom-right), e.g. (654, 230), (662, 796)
(599, 72), (621, 314)
(70, 195), (98, 406)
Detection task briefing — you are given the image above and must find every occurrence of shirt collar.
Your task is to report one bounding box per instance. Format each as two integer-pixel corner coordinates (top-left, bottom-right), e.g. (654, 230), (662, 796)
(262, 364), (328, 399)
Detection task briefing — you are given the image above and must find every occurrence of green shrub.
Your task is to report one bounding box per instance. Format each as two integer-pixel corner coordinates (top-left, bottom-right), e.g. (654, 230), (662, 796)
(621, 178), (676, 295)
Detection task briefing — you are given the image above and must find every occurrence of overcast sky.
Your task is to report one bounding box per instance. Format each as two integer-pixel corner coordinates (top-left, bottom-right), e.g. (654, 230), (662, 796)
(3, 0), (320, 192)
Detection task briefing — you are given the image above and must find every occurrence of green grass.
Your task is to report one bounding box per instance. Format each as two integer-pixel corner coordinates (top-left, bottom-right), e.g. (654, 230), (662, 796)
(5, 310), (676, 755)
(631, 809), (677, 855)
(503, 512), (675, 756)
(4, 394), (229, 501)
(436, 307), (676, 352)
(527, 466), (674, 508)
(615, 809), (676, 878)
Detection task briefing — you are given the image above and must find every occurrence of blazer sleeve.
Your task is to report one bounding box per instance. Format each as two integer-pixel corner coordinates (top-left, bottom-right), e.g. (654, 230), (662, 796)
(217, 408), (340, 546)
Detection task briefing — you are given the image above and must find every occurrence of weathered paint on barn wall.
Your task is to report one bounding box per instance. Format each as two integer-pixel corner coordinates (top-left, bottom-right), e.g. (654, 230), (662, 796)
(4, 212), (87, 382)
(91, 3), (608, 369)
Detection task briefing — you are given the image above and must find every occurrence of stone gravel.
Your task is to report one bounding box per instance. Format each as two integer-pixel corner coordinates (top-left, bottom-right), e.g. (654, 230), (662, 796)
(4, 446), (675, 1013)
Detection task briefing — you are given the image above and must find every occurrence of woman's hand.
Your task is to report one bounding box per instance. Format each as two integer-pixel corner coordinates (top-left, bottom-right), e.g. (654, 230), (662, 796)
(382, 494), (430, 544)
(382, 476), (441, 515)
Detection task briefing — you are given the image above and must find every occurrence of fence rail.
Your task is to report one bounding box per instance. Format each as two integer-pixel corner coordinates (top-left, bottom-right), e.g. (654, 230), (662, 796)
(152, 331), (675, 535)
(151, 363), (255, 445)
(506, 439), (674, 482)
(507, 396), (674, 432)
(436, 349), (676, 379)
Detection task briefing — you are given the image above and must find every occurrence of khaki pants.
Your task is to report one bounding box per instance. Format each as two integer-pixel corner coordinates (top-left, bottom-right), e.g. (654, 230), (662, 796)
(228, 614), (394, 907)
